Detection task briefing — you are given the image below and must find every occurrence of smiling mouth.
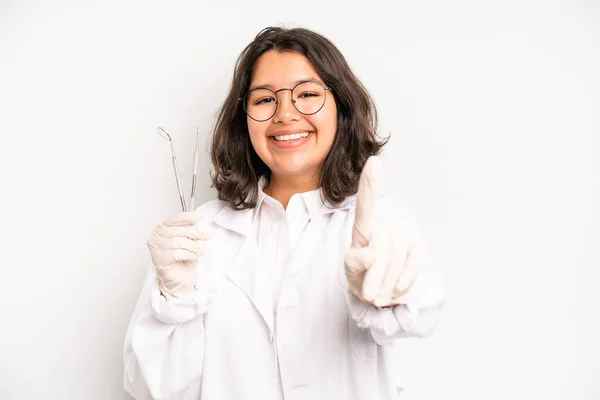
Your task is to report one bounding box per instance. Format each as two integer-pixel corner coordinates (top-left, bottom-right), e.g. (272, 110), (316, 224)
(271, 131), (314, 142)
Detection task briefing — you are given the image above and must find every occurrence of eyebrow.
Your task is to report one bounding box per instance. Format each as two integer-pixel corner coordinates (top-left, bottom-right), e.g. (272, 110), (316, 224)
(249, 78), (324, 91)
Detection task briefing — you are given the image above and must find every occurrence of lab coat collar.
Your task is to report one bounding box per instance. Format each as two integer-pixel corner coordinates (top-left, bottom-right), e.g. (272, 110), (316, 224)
(213, 176), (357, 236)
(212, 180), (267, 237)
(297, 184), (356, 220)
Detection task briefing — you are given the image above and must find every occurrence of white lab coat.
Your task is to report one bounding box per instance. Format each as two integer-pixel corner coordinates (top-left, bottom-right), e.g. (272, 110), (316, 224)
(123, 189), (446, 400)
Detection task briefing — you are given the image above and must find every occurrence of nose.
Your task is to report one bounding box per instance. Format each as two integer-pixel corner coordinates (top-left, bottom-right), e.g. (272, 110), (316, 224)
(272, 89), (300, 123)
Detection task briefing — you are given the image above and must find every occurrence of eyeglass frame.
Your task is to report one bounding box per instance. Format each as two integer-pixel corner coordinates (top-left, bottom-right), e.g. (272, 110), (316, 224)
(239, 79), (334, 122)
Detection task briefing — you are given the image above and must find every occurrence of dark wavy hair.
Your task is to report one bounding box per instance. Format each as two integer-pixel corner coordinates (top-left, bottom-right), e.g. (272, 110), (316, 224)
(210, 26), (388, 209)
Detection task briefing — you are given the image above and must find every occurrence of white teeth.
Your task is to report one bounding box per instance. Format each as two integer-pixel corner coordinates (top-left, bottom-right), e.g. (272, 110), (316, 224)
(273, 132), (310, 141)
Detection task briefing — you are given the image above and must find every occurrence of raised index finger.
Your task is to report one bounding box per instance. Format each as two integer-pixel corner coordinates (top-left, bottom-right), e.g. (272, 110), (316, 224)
(351, 156), (385, 248)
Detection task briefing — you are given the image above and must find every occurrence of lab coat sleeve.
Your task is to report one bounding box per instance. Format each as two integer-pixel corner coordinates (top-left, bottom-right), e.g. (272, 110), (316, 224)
(346, 256), (446, 345)
(123, 267), (213, 400)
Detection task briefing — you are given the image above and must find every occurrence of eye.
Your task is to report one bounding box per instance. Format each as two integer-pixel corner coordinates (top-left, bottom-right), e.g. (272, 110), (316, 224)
(255, 97), (276, 105)
(297, 92), (319, 99)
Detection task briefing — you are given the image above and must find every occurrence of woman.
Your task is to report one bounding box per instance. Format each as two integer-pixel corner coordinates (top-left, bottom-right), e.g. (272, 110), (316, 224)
(123, 26), (446, 400)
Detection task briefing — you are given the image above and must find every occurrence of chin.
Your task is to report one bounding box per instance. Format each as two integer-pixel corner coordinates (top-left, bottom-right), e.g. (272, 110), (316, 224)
(272, 162), (319, 178)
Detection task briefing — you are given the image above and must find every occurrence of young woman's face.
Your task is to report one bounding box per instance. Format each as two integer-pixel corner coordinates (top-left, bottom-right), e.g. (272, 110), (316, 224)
(246, 50), (337, 183)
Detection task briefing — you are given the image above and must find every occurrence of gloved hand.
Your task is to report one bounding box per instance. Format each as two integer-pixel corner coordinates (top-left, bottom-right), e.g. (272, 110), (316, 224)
(344, 156), (428, 307)
(146, 210), (211, 301)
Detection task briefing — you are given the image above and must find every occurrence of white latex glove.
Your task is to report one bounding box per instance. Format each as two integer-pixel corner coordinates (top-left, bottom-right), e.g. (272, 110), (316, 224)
(344, 156), (428, 307)
(146, 210), (210, 301)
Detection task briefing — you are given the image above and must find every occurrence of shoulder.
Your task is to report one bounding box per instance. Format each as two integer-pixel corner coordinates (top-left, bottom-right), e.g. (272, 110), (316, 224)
(193, 198), (229, 219)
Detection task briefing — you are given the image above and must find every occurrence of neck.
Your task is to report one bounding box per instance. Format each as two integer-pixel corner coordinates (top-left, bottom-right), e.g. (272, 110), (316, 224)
(263, 173), (319, 209)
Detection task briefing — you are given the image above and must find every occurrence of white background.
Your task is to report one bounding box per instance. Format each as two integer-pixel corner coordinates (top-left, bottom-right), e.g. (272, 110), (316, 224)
(1, 1), (598, 399)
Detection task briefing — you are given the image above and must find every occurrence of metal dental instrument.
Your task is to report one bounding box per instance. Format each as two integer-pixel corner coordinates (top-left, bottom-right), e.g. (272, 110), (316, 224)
(157, 127), (187, 212)
(189, 127), (200, 211)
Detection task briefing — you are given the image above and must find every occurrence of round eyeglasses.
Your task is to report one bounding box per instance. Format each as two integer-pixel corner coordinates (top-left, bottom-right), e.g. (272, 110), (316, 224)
(240, 80), (333, 122)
